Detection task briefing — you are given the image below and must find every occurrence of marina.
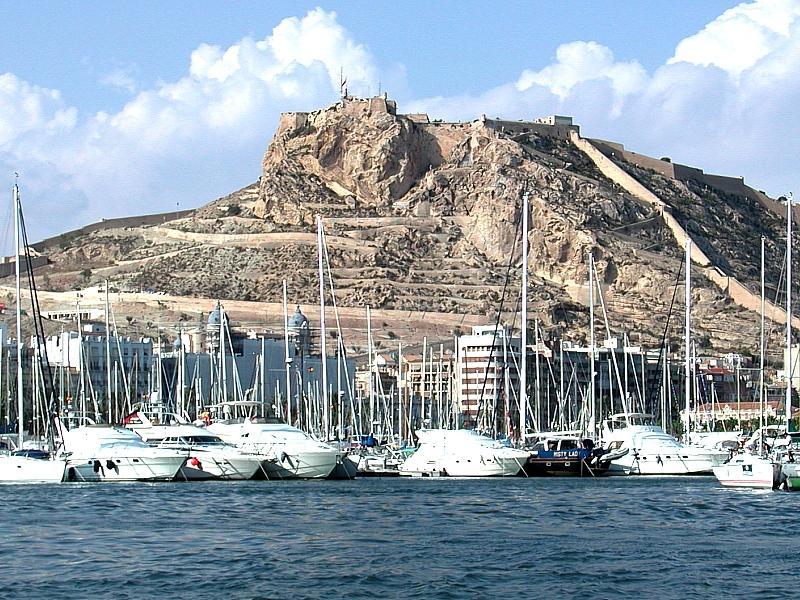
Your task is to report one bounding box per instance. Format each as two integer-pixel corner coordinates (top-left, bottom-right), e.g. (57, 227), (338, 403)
(2, 183), (799, 488)
(3, 2), (800, 596)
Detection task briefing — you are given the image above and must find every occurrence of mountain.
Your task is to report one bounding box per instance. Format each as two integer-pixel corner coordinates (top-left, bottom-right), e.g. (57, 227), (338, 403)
(16, 96), (798, 359)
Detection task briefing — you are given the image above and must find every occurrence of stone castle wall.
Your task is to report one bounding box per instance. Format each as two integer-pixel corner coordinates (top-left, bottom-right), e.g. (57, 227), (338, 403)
(484, 118), (578, 140)
(33, 209), (196, 251)
(589, 138), (799, 222)
(574, 132), (800, 328)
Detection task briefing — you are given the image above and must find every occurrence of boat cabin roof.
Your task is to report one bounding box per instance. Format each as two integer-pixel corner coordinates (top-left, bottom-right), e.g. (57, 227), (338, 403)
(607, 413), (656, 427)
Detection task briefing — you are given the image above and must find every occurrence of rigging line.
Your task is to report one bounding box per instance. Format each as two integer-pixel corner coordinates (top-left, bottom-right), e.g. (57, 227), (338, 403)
(320, 224), (360, 438)
(19, 194), (59, 444)
(648, 253), (684, 412)
(473, 202), (522, 434)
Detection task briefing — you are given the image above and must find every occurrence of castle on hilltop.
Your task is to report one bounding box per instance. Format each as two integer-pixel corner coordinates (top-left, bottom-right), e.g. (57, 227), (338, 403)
(279, 93), (580, 141)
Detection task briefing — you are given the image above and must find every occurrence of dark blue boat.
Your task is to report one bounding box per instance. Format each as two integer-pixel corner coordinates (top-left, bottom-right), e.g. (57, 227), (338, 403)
(523, 436), (613, 477)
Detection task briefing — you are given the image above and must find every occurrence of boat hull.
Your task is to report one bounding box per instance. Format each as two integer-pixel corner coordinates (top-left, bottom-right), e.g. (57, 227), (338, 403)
(608, 448), (727, 475)
(65, 455), (185, 482)
(328, 454), (358, 479)
(171, 452), (262, 480)
(399, 429), (528, 477)
(257, 450), (340, 479)
(523, 451), (611, 477)
(441, 453), (526, 477)
(780, 463), (800, 491)
(175, 465), (217, 481)
(713, 458), (780, 489)
(0, 455), (65, 483)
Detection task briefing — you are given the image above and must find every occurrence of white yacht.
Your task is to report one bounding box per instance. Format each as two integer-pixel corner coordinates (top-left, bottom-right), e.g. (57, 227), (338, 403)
(59, 426), (186, 482)
(398, 429), (529, 477)
(208, 418), (343, 479)
(0, 452), (66, 483)
(602, 413), (728, 475)
(0, 182), (66, 484)
(124, 411), (263, 480)
(713, 452), (780, 489)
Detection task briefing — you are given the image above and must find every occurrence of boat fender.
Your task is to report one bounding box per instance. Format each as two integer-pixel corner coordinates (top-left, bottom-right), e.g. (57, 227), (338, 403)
(280, 452), (289, 463)
(189, 456), (203, 471)
(67, 467), (77, 482)
(106, 459), (118, 473)
(657, 455), (663, 466)
(93, 459), (104, 475)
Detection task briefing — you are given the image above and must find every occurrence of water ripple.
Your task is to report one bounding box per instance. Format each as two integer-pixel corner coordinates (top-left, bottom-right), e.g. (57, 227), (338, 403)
(0, 477), (797, 598)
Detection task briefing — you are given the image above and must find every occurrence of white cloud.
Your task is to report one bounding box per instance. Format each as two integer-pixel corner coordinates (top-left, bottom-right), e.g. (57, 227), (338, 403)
(0, 8), (381, 240)
(0, 73), (76, 147)
(669, 0), (800, 77)
(100, 67), (138, 94)
(409, 0), (800, 199)
(517, 41), (647, 105)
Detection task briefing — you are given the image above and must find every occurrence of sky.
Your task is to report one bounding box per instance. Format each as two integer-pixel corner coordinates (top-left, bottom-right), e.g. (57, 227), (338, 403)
(1, 0), (798, 241)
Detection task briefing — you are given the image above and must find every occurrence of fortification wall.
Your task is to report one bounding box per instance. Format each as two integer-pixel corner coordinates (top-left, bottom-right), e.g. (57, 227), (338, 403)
(33, 209), (196, 251)
(590, 138), (796, 222)
(484, 118), (577, 140)
(573, 132), (800, 328)
(0, 256), (49, 276)
(278, 112), (309, 133)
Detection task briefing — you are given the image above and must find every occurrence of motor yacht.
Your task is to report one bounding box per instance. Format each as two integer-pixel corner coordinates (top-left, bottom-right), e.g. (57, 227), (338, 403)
(713, 452), (780, 489)
(398, 429), (529, 477)
(0, 451), (66, 483)
(208, 418), (343, 479)
(124, 411), (263, 480)
(602, 413), (728, 475)
(523, 434), (621, 477)
(59, 425), (186, 482)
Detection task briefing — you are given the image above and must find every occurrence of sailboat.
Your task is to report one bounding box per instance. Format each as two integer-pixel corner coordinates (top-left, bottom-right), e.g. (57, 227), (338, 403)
(0, 178), (65, 483)
(398, 194), (532, 477)
(603, 240), (726, 475)
(713, 234), (783, 489)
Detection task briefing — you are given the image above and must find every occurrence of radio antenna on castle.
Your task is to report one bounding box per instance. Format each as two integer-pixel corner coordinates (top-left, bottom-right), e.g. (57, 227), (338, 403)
(339, 66), (347, 99)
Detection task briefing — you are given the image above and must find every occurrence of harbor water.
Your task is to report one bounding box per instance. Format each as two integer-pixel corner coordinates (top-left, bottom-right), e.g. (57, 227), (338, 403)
(1, 477), (797, 599)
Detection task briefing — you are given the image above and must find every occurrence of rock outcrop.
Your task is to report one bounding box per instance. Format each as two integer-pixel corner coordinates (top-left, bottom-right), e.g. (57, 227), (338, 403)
(21, 97), (795, 359)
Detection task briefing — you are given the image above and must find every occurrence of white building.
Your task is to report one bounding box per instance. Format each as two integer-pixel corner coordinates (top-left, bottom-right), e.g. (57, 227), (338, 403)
(456, 324), (522, 427)
(781, 344), (800, 392)
(44, 325), (154, 408)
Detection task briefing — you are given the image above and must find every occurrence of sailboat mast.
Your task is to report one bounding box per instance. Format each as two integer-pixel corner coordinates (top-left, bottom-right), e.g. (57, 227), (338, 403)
(588, 253), (595, 436)
(397, 341), (403, 443)
(283, 280), (292, 426)
(684, 239), (692, 441)
(367, 305), (374, 433)
(760, 236), (766, 448)
(519, 193), (528, 443)
(105, 280), (112, 423)
(220, 303), (227, 405)
(316, 216), (329, 438)
(13, 181), (23, 449)
(787, 197), (793, 433)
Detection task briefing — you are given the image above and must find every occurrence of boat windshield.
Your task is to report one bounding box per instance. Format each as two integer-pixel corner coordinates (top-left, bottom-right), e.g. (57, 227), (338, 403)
(164, 436), (225, 445)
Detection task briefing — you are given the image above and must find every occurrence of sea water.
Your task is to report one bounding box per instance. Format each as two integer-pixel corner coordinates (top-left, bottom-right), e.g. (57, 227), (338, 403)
(0, 477), (796, 599)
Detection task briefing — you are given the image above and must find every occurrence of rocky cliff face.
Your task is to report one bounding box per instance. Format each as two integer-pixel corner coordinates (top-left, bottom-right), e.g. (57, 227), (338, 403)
(23, 97), (792, 358)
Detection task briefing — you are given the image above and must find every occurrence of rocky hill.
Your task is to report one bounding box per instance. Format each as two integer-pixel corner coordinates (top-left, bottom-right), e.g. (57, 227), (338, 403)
(15, 96), (799, 360)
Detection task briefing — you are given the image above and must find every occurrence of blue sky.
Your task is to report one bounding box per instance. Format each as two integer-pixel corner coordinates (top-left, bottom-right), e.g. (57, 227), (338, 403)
(1, 1), (797, 240)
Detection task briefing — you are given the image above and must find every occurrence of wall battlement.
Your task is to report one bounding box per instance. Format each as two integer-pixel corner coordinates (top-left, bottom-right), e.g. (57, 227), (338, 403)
(589, 138), (797, 222)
